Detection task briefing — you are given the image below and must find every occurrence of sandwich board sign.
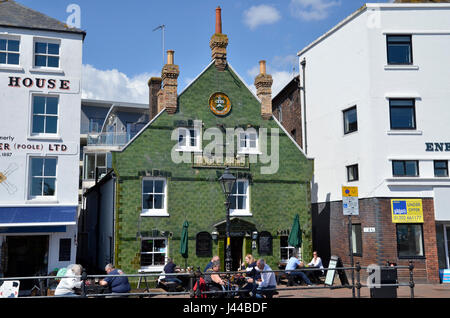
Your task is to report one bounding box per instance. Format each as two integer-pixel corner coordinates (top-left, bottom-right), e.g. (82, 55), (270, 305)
(342, 186), (359, 216)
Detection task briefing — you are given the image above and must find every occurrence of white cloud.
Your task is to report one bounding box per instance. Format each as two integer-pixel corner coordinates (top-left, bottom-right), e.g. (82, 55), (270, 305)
(81, 64), (159, 103)
(290, 0), (340, 21)
(243, 5), (281, 30)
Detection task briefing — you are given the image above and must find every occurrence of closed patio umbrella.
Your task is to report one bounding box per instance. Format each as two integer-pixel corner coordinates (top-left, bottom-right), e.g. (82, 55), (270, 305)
(180, 221), (189, 265)
(288, 214), (302, 248)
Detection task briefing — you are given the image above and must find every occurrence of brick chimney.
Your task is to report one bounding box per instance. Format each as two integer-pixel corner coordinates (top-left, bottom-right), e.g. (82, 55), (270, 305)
(210, 6), (228, 71)
(148, 77), (162, 120)
(254, 60), (273, 120)
(158, 50), (179, 114)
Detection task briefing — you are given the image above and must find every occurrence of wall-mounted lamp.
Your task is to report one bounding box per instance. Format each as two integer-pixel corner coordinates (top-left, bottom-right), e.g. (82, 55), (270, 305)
(252, 231), (258, 250)
(211, 231), (219, 242)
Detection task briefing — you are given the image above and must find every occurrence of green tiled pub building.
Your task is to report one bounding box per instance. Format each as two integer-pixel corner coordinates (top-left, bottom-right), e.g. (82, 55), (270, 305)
(110, 8), (313, 275)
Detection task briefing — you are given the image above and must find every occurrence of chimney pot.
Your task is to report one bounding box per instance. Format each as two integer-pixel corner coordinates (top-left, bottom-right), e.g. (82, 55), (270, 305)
(259, 60), (266, 75)
(216, 6), (222, 34)
(167, 50), (174, 65)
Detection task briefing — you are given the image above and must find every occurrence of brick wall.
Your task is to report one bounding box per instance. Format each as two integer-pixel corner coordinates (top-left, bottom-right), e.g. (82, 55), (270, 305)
(272, 76), (303, 148)
(312, 197), (440, 283)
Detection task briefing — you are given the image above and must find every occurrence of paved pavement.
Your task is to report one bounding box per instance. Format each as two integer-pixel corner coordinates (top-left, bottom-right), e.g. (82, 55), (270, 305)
(152, 283), (450, 298)
(275, 283), (450, 298)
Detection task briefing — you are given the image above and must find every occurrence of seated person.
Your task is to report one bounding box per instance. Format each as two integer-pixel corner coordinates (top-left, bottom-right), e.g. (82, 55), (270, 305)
(285, 251), (314, 286)
(307, 251), (324, 283)
(99, 264), (131, 296)
(239, 254), (260, 298)
(204, 255), (220, 272)
(163, 258), (183, 285)
(247, 259), (277, 298)
(204, 261), (226, 298)
(54, 264), (83, 296)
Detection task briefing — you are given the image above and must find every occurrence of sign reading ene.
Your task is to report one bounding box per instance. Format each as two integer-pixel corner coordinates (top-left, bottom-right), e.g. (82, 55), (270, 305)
(342, 186), (359, 216)
(391, 199), (424, 223)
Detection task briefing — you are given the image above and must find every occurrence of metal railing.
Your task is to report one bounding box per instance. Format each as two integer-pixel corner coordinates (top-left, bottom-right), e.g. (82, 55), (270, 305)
(0, 261), (415, 299)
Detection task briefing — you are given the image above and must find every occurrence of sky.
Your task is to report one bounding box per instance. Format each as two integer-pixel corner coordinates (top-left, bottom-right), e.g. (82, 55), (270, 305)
(17, 0), (392, 104)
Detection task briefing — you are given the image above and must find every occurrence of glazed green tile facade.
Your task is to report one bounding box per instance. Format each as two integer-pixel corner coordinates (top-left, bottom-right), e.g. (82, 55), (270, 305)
(112, 62), (313, 273)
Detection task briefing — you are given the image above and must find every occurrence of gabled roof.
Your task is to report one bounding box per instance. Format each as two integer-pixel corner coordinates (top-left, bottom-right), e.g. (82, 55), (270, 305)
(0, 0), (86, 39)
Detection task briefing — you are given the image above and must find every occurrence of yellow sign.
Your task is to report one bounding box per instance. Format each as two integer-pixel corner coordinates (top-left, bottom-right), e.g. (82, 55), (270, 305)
(342, 186), (358, 197)
(209, 92), (231, 116)
(391, 199), (424, 223)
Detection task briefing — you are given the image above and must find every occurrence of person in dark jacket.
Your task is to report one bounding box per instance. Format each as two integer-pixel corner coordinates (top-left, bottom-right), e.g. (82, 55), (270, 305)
(99, 263), (131, 296)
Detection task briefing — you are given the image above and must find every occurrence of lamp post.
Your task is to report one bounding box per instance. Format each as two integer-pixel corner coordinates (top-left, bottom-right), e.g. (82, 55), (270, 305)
(218, 167), (236, 272)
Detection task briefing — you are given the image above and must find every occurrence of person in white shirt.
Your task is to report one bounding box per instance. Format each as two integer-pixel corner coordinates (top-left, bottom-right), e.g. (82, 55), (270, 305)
(247, 259), (277, 298)
(54, 264), (83, 296)
(307, 251), (324, 283)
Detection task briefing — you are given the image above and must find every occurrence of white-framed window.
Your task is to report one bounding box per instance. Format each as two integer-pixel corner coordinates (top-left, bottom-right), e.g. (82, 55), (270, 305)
(230, 179), (250, 216)
(142, 178), (168, 216)
(84, 153), (108, 180)
(280, 236), (299, 262)
(29, 157), (57, 198)
(34, 39), (60, 68)
(238, 131), (259, 154)
(0, 37), (20, 65)
(31, 95), (59, 135)
(140, 237), (167, 271)
(177, 127), (201, 152)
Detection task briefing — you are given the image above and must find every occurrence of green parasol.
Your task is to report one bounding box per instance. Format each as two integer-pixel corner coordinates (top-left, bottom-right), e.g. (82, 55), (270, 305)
(180, 221), (189, 259)
(288, 214), (302, 248)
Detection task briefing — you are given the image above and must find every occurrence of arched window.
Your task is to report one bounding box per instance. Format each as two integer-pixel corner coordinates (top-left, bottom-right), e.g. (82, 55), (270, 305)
(196, 232), (212, 257)
(258, 231), (273, 256)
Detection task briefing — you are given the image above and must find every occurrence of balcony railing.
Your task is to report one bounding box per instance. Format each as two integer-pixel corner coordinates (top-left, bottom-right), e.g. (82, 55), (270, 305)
(87, 132), (130, 146)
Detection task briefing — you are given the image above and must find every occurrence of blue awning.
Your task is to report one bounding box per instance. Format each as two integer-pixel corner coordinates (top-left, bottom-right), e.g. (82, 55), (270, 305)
(0, 206), (77, 226)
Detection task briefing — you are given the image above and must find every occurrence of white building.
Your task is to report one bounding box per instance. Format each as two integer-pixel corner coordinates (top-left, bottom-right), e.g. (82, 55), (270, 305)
(297, 2), (450, 282)
(0, 1), (85, 289)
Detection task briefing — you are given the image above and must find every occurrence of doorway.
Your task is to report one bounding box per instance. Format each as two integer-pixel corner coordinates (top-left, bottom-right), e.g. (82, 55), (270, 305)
(4, 236), (49, 290)
(231, 237), (243, 271)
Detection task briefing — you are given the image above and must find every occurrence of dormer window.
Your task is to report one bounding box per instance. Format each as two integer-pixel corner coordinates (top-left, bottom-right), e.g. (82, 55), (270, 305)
(238, 130), (259, 154)
(177, 127), (201, 152)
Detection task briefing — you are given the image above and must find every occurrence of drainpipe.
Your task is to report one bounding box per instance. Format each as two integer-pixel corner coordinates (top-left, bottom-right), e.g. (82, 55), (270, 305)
(300, 58), (308, 155)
